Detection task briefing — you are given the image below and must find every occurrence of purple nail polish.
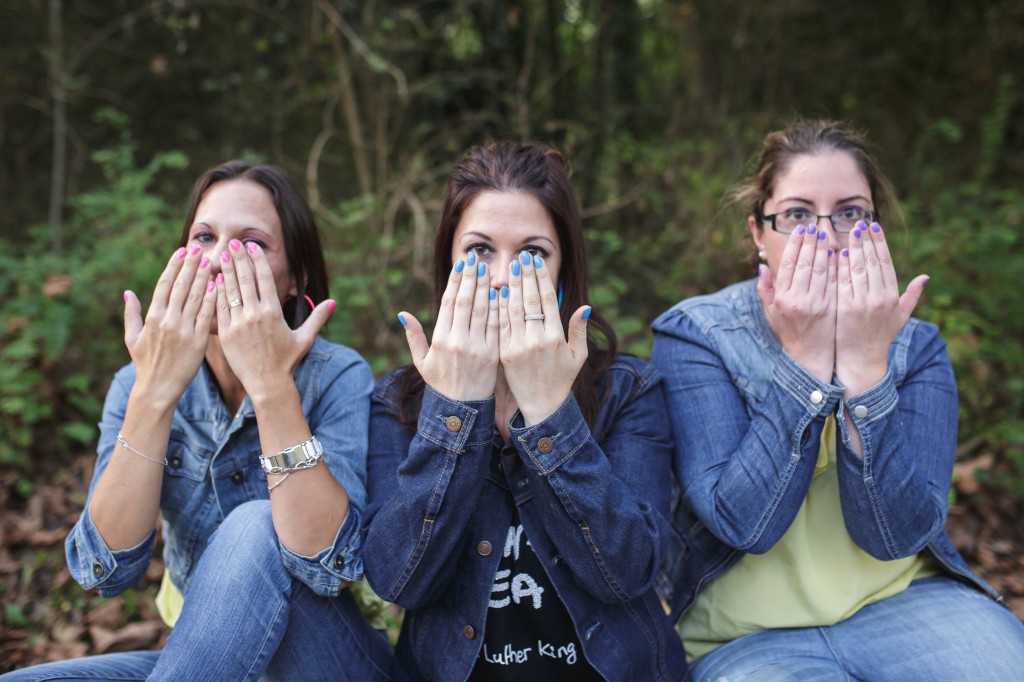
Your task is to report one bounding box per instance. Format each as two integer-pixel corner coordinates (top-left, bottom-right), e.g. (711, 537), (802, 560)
(841, 249), (849, 258)
(852, 229), (862, 239)
(807, 224), (817, 235)
(795, 225), (805, 235)
(818, 230), (827, 241)
(871, 223), (881, 233)
(922, 276), (929, 288)
(828, 248), (834, 257)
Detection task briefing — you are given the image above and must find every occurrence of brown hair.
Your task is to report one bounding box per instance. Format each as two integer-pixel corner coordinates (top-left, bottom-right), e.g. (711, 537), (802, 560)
(395, 140), (618, 429)
(178, 160), (328, 329)
(734, 120), (900, 230)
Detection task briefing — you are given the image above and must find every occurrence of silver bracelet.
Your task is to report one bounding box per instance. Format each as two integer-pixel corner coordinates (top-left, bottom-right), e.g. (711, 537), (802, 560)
(267, 472), (291, 493)
(117, 432), (167, 466)
(259, 436), (323, 475)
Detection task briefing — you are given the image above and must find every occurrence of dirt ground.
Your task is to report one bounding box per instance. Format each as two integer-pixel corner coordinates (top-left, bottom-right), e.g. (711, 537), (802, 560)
(2, 454), (1022, 673)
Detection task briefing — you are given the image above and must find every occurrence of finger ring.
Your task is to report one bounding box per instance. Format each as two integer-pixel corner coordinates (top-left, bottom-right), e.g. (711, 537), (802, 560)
(229, 299), (243, 309)
(524, 314), (545, 321)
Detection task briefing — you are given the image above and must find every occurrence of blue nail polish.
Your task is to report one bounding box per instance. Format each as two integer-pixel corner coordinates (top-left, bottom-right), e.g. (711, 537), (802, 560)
(853, 229), (862, 239)
(520, 251), (531, 264)
(807, 224), (817, 235)
(582, 307), (592, 320)
(397, 313), (407, 327)
(795, 225), (805, 235)
(478, 262), (486, 276)
(489, 287), (496, 300)
(501, 285), (509, 298)
(871, 223), (881, 233)
(511, 260), (521, 276)
(534, 255), (543, 268)
(455, 259), (465, 273)
(467, 252), (476, 266)
(818, 230), (827, 240)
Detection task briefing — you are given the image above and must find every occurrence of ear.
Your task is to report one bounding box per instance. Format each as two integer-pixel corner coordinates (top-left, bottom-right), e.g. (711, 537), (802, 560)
(748, 214), (764, 252)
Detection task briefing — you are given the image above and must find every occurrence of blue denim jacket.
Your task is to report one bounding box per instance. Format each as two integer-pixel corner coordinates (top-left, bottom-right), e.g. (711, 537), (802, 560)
(65, 336), (374, 599)
(651, 279), (1002, 622)
(363, 356), (688, 681)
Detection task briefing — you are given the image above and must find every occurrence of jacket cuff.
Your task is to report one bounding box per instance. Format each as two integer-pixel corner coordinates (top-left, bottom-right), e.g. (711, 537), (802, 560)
(280, 505), (363, 598)
(773, 348), (843, 416)
(415, 387), (495, 453)
(65, 507), (154, 596)
(509, 393), (590, 475)
(835, 370), (898, 444)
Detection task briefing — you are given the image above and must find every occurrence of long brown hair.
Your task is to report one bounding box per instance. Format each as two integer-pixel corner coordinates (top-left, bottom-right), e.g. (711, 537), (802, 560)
(396, 141), (617, 430)
(179, 160), (328, 329)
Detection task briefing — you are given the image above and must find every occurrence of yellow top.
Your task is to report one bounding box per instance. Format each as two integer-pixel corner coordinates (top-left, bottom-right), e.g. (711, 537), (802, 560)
(680, 416), (936, 662)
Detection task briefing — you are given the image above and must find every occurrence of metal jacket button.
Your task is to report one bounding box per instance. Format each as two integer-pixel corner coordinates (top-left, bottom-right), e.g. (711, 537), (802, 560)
(853, 405), (869, 419)
(92, 563), (105, 578)
(334, 554), (345, 568)
(810, 390), (823, 405)
(168, 455), (183, 468)
(230, 471), (244, 484)
(477, 541), (492, 556)
(463, 625), (475, 639)
(537, 437), (554, 454)
(445, 416), (463, 432)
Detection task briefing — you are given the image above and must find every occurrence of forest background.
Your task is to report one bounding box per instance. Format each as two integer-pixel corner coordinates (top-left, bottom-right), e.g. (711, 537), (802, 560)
(2, 0), (1023, 669)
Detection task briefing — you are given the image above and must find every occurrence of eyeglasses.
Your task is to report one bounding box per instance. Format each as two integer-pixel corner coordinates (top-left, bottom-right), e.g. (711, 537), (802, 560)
(762, 206), (876, 234)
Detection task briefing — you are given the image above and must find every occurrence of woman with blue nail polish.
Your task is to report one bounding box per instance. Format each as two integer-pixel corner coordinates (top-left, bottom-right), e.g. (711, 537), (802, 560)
(368, 141), (686, 680)
(652, 120), (1024, 680)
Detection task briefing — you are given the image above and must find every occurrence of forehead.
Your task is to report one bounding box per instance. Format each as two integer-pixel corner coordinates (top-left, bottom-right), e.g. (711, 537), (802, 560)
(454, 191), (557, 244)
(195, 179), (281, 231)
(771, 152), (871, 204)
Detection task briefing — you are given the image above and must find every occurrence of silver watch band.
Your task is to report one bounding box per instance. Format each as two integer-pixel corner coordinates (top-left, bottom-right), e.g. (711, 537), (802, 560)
(260, 436), (323, 475)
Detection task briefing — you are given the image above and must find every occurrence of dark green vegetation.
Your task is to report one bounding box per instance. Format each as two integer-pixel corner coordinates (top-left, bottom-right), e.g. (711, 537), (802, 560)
(2, 0), (1023, 667)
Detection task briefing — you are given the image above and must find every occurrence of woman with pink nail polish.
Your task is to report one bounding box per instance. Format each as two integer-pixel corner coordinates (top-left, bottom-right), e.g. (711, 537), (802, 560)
(2, 162), (391, 681)
(652, 120), (1024, 680)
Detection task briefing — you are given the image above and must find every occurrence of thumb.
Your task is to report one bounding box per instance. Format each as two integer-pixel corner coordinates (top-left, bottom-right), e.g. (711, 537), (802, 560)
(898, 274), (929, 323)
(124, 290), (143, 348)
(567, 306), (591, 364)
(295, 299), (336, 349)
(398, 312), (430, 367)
(756, 263), (775, 308)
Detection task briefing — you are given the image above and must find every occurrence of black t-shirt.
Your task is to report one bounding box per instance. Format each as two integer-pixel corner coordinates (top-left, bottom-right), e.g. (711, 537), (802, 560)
(468, 510), (603, 681)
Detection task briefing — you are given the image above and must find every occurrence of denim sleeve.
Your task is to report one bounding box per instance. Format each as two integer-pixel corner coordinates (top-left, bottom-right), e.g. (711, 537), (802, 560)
(65, 368), (157, 597)
(651, 312), (842, 553)
(363, 380), (496, 608)
(277, 350), (374, 596)
(832, 322), (956, 559)
(507, 365), (674, 604)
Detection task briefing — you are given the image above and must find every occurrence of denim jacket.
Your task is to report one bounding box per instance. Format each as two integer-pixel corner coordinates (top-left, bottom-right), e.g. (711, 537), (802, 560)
(651, 279), (1002, 622)
(65, 336), (374, 600)
(363, 356), (688, 681)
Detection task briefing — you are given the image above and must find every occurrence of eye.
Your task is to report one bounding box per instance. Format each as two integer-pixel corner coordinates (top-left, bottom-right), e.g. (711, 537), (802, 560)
(190, 231), (216, 244)
(783, 208), (813, 222)
(835, 206), (867, 221)
(523, 245), (549, 258)
(467, 243), (493, 258)
(243, 237), (267, 249)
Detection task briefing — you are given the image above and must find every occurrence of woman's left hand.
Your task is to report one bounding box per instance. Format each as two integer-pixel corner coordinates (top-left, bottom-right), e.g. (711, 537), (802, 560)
(836, 222), (928, 394)
(499, 251), (590, 426)
(215, 240), (335, 399)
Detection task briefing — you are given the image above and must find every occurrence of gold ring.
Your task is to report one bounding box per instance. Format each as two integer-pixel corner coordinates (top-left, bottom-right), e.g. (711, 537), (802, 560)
(228, 299), (243, 309)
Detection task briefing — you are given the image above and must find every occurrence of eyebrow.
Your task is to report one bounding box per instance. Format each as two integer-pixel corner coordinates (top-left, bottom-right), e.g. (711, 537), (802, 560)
(459, 231), (557, 247)
(777, 195), (871, 205)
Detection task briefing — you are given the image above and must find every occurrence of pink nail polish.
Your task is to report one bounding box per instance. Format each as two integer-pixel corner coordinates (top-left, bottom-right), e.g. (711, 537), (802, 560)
(230, 239), (242, 251)
(123, 291), (129, 302)
(175, 247), (187, 259)
(326, 300), (337, 313)
(247, 242), (258, 253)
(190, 245), (201, 256)
(199, 257), (210, 269)
(221, 251), (230, 263)
(207, 280), (216, 292)
(216, 273), (224, 284)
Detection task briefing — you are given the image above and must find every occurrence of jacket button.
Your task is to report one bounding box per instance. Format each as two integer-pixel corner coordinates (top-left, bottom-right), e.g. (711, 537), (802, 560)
(168, 455), (183, 469)
(537, 437), (554, 454)
(334, 554), (345, 568)
(853, 405), (869, 419)
(230, 471), (244, 484)
(446, 416), (463, 432)
(477, 541), (492, 556)
(463, 625), (475, 639)
(809, 390), (823, 405)
(92, 563), (105, 578)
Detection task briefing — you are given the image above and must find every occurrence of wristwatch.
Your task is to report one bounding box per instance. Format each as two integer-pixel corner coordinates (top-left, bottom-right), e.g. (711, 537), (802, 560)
(259, 436), (323, 475)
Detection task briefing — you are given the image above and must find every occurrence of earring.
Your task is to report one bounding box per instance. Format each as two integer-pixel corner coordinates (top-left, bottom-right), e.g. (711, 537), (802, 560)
(757, 249), (766, 260)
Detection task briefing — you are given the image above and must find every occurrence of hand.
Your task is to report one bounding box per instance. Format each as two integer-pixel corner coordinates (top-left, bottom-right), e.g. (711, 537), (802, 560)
(124, 245), (216, 409)
(758, 224), (837, 383)
(215, 240), (335, 400)
(399, 253), (499, 401)
(499, 250), (589, 426)
(836, 222), (928, 394)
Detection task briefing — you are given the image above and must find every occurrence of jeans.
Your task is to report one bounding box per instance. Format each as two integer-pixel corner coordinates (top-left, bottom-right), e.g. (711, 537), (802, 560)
(2, 501), (393, 682)
(688, 576), (1024, 682)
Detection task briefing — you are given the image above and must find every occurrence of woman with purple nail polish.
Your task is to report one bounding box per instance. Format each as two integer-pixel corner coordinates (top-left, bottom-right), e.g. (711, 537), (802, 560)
(652, 120), (1024, 679)
(3, 162), (390, 681)
(371, 141), (685, 680)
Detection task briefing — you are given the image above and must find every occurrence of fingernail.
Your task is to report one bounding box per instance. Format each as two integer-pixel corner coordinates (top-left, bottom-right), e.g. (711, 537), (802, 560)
(207, 280), (215, 293)
(478, 263), (486, 277)
(455, 259), (465, 273)
(123, 291), (129, 302)
(520, 251), (531, 264)
(489, 288), (497, 300)
(582, 307), (592, 321)
(326, 300), (337, 312)
(533, 255), (543, 268)
(511, 260), (521, 276)
(857, 220), (867, 230)
(467, 252), (476, 266)
(199, 257), (210, 269)
(807, 224), (817, 235)
(397, 313), (407, 327)
(852, 229), (861, 239)
(828, 248), (834, 257)
(175, 247), (187, 259)
(841, 249), (849, 258)
(501, 285), (509, 298)
(871, 223), (881, 233)
(190, 245), (201, 256)
(216, 273), (224, 284)
(229, 239), (242, 251)
(221, 251), (230, 263)
(247, 242), (258, 253)
(757, 263), (763, 276)
(817, 230), (827, 241)
(922, 276), (929, 289)
(795, 225), (805, 235)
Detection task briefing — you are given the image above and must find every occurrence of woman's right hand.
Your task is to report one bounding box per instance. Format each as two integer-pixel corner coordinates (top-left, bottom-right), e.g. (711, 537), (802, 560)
(123, 245), (217, 409)
(758, 224), (837, 383)
(398, 254), (499, 401)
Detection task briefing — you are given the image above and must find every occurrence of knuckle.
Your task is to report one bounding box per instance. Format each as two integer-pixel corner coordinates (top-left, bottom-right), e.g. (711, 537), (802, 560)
(542, 291), (558, 305)
(455, 296), (472, 310)
(524, 294), (541, 308)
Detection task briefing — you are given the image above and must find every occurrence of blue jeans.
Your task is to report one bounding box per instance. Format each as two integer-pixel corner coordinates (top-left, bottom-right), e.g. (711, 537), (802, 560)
(2, 501), (393, 681)
(689, 576), (1024, 681)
